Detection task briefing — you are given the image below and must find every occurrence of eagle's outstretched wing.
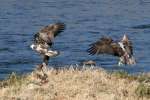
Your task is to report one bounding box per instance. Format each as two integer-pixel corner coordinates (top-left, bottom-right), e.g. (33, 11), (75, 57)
(34, 23), (65, 46)
(87, 37), (124, 57)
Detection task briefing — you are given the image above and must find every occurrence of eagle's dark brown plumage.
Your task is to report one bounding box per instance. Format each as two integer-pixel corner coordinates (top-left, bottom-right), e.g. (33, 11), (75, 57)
(31, 23), (65, 66)
(34, 23), (65, 47)
(87, 35), (136, 65)
(87, 37), (124, 56)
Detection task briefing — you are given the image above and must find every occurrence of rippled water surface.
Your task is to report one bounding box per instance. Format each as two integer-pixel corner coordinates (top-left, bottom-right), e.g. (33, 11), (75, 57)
(0, 0), (150, 79)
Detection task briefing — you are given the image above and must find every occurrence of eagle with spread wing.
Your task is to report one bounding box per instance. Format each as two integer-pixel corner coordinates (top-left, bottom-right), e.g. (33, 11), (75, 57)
(30, 23), (65, 66)
(87, 34), (136, 66)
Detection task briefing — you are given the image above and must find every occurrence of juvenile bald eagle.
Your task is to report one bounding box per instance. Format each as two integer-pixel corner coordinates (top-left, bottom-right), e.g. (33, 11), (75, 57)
(30, 23), (65, 66)
(87, 34), (136, 66)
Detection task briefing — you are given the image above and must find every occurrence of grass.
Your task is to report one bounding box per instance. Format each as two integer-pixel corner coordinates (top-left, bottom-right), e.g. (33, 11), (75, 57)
(0, 66), (150, 100)
(0, 72), (30, 89)
(136, 83), (150, 98)
(112, 70), (138, 81)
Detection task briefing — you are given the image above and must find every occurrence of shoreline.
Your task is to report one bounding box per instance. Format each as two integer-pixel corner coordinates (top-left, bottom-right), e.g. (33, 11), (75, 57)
(0, 66), (150, 100)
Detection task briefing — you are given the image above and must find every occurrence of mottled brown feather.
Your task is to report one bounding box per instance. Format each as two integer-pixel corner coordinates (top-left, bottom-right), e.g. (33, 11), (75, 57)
(87, 37), (124, 57)
(34, 23), (65, 46)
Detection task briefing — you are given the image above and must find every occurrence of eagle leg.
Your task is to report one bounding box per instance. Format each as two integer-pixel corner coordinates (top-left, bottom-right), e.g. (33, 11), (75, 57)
(118, 57), (124, 66)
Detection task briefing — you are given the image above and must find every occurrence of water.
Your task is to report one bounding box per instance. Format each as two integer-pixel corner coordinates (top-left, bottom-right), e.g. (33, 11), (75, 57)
(0, 0), (150, 80)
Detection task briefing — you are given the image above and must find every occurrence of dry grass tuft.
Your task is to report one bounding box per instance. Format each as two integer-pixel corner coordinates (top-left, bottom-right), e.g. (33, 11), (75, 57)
(0, 66), (150, 100)
(136, 83), (150, 98)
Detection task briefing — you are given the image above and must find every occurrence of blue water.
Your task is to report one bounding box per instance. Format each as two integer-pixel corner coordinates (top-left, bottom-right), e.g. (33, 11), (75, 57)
(0, 0), (150, 80)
